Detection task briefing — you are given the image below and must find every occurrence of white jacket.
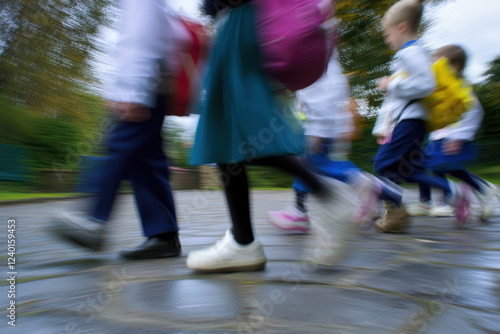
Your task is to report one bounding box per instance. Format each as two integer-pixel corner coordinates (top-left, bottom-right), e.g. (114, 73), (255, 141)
(106, 0), (190, 107)
(387, 41), (436, 123)
(298, 56), (353, 139)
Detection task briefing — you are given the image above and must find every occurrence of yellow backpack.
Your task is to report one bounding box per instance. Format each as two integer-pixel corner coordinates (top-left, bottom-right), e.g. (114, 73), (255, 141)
(424, 57), (474, 131)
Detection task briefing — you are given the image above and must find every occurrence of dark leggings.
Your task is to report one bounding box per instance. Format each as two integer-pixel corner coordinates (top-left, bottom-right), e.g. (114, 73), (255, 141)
(296, 191), (308, 212)
(218, 155), (326, 245)
(419, 169), (484, 202)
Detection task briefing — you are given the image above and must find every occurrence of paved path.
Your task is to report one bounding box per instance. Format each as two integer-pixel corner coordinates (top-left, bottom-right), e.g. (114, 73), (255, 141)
(1, 189), (500, 333)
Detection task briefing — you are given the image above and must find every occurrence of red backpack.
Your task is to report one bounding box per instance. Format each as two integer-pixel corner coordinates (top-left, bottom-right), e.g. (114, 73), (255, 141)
(252, 0), (337, 91)
(166, 17), (210, 117)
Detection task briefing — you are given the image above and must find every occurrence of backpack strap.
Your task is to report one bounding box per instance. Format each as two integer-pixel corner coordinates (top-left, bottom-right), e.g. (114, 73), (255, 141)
(393, 99), (419, 127)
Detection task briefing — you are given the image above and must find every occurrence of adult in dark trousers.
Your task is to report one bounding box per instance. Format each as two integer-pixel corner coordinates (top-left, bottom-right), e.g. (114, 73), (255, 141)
(52, 0), (184, 260)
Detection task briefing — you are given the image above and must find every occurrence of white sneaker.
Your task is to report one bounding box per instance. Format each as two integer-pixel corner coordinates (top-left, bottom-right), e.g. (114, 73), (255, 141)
(430, 203), (455, 217)
(475, 181), (498, 219)
(186, 230), (267, 273)
(308, 177), (356, 266)
(407, 201), (433, 216)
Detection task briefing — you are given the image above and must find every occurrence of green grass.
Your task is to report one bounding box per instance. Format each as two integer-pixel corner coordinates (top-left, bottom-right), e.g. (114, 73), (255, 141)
(0, 192), (76, 201)
(0, 164), (498, 202)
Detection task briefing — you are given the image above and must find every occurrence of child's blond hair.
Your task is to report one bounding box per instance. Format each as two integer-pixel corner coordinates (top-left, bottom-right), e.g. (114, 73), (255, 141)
(382, 0), (425, 33)
(434, 45), (467, 74)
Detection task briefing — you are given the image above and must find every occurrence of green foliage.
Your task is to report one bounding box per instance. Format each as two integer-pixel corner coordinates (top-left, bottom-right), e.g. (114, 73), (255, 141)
(473, 56), (500, 166)
(163, 120), (192, 169)
(350, 117), (379, 172)
(336, 0), (394, 110)
(247, 166), (294, 189)
(484, 57), (500, 85)
(0, 0), (113, 176)
(28, 115), (83, 170)
(0, 95), (36, 146)
(0, 0), (114, 115)
(0, 92), (108, 173)
(475, 85), (500, 142)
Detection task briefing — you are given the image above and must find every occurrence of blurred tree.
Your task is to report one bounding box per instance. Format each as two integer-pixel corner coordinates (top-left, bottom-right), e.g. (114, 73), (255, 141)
(163, 120), (191, 169)
(0, 0), (113, 119)
(474, 68), (500, 167)
(475, 56), (500, 152)
(484, 56), (500, 85)
(335, 0), (449, 112)
(0, 0), (115, 172)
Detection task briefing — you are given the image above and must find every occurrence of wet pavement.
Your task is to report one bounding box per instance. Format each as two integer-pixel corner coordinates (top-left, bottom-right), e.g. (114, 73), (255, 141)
(1, 189), (500, 333)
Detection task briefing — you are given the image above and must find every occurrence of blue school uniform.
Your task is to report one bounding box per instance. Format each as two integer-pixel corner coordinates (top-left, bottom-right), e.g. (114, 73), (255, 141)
(293, 138), (402, 205)
(418, 94), (486, 201)
(374, 118), (451, 193)
(191, 4), (305, 165)
(374, 119), (427, 178)
(293, 139), (359, 193)
(424, 140), (477, 172)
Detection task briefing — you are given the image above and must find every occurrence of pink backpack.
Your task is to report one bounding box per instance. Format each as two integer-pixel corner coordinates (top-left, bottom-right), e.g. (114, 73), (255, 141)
(252, 0), (337, 91)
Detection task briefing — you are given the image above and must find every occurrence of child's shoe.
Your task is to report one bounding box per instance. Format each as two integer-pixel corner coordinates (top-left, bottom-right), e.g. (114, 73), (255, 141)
(308, 177), (356, 266)
(407, 201), (433, 216)
(351, 172), (383, 226)
(186, 230), (267, 273)
(456, 183), (472, 224)
(474, 181), (498, 220)
(448, 181), (472, 223)
(430, 203), (454, 217)
(268, 205), (310, 233)
(374, 201), (410, 233)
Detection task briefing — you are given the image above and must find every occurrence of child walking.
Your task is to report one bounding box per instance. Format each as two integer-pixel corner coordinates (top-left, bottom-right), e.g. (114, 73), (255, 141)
(412, 45), (498, 220)
(186, 1), (357, 272)
(268, 54), (403, 233)
(373, 0), (471, 233)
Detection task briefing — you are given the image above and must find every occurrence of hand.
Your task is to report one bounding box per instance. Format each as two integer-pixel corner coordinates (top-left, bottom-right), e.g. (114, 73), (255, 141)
(107, 101), (151, 122)
(443, 140), (463, 155)
(376, 135), (386, 145)
(378, 76), (391, 92)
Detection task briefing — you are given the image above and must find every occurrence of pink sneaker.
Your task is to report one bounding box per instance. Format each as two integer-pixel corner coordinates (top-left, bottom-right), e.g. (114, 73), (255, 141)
(455, 183), (472, 225)
(352, 173), (382, 227)
(268, 205), (310, 234)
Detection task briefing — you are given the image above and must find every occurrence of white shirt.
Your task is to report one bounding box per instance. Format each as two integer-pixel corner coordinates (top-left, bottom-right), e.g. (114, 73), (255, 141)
(372, 99), (393, 138)
(106, 0), (190, 108)
(387, 41), (436, 123)
(298, 56), (353, 139)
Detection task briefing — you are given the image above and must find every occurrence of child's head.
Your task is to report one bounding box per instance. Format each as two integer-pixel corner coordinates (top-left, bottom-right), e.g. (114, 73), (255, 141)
(433, 45), (467, 74)
(382, 0), (425, 50)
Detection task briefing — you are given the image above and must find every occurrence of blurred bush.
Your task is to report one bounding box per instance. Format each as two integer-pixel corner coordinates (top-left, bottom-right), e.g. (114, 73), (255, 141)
(0, 0), (114, 178)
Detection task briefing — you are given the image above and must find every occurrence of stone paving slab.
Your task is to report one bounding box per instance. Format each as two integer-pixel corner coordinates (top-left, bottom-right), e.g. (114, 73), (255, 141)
(1, 189), (500, 333)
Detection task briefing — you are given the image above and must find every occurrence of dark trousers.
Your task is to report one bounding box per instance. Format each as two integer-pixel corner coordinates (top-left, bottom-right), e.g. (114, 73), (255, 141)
(420, 170), (484, 202)
(91, 97), (178, 237)
(374, 119), (451, 197)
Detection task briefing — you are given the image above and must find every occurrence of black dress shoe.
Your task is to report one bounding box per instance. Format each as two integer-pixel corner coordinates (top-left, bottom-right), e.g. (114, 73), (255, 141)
(120, 235), (182, 260)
